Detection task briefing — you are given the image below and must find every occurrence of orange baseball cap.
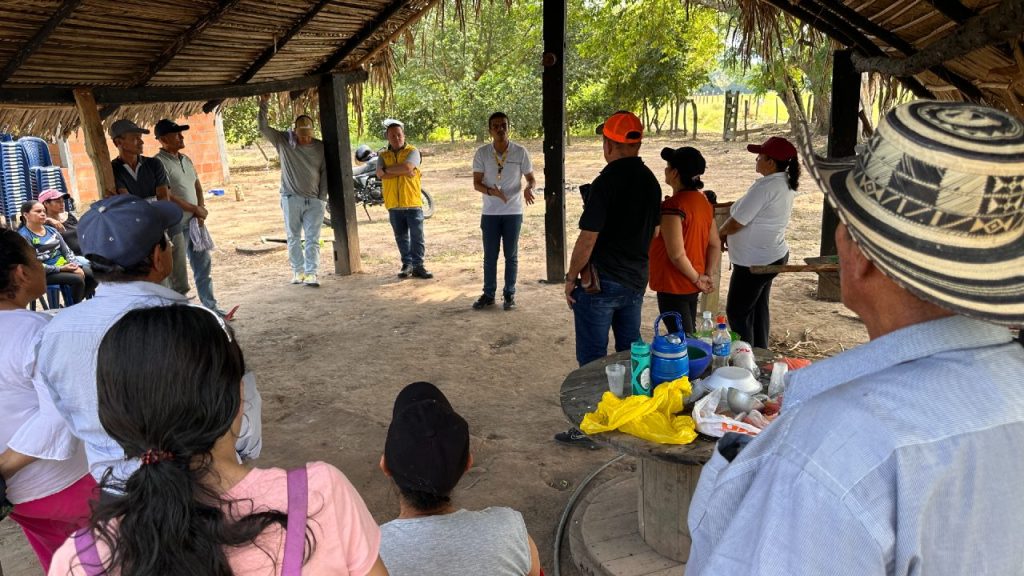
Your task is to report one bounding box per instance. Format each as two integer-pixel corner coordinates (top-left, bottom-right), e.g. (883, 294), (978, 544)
(596, 111), (643, 144)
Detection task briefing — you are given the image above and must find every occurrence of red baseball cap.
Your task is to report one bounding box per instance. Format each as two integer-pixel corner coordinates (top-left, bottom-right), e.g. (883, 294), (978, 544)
(596, 111), (643, 144)
(747, 136), (797, 162)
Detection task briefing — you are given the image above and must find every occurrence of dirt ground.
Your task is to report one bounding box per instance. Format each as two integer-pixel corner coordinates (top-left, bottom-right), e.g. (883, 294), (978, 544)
(0, 132), (868, 575)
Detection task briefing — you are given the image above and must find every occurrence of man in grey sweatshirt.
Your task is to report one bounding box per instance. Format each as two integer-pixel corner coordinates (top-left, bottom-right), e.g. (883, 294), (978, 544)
(259, 94), (328, 287)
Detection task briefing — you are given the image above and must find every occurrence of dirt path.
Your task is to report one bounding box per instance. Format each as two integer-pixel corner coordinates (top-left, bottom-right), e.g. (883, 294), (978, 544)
(0, 133), (867, 575)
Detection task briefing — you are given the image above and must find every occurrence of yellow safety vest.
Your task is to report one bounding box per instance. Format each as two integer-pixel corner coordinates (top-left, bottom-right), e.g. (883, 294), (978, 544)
(380, 145), (422, 209)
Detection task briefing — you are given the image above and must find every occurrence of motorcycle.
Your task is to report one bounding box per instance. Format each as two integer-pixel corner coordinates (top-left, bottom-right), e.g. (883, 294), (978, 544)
(324, 146), (435, 227)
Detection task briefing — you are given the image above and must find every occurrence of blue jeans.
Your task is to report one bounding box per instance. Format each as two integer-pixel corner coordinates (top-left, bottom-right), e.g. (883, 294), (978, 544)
(281, 195), (326, 275)
(572, 277), (645, 367)
(481, 214), (522, 298)
(186, 230), (218, 310)
(389, 208), (425, 268)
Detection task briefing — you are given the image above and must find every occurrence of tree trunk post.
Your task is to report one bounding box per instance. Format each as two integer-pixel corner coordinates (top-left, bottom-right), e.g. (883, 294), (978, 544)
(542, 0), (567, 282)
(318, 73), (361, 276)
(818, 48), (860, 301)
(71, 88), (115, 199)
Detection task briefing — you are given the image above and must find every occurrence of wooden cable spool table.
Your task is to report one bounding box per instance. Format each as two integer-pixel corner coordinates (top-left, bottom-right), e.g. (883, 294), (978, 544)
(560, 348), (773, 575)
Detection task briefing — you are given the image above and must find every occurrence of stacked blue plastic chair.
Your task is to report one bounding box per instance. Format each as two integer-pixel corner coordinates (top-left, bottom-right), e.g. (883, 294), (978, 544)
(19, 137), (52, 170)
(31, 166), (69, 200)
(1, 141), (30, 223)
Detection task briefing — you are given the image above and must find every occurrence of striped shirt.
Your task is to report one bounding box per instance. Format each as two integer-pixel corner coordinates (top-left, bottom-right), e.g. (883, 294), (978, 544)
(687, 315), (1024, 575)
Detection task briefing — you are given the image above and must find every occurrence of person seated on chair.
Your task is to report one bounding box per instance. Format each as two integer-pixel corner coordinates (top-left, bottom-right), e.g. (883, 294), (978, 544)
(379, 381), (542, 576)
(17, 201), (95, 304)
(38, 189), (81, 255)
(0, 229), (95, 573)
(48, 304), (389, 576)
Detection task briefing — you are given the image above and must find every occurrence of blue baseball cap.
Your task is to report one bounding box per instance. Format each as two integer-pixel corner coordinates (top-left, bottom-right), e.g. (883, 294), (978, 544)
(78, 195), (182, 268)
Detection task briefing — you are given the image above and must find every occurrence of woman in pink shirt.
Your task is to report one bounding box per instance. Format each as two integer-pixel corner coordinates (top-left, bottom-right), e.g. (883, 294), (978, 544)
(49, 305), (388, 576)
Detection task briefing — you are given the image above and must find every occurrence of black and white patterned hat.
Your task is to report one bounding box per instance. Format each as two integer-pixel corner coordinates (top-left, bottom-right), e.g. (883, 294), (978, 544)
(810, 101), (1024, 326)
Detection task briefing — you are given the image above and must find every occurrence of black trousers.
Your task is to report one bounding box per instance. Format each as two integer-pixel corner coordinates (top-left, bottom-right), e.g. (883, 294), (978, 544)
(656, 291), (700, 335)
(726, 252), (788, 349)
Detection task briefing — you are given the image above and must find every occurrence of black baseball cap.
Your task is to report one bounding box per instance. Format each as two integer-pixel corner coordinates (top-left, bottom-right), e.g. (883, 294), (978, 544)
(384, 382), (469, 496)
(154, 119), (190, 137)
(660, 146), (706, 177)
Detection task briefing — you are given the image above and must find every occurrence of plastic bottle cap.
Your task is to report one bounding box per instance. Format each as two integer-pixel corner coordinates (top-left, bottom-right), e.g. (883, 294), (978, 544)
(717, 323), (727, 329)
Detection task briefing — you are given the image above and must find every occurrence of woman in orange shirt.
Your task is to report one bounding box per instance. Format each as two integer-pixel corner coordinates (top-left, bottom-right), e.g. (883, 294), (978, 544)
(648, 147), (721, 334)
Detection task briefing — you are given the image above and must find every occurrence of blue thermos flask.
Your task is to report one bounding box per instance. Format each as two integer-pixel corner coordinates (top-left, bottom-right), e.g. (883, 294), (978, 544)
(650, 312), (689, 386)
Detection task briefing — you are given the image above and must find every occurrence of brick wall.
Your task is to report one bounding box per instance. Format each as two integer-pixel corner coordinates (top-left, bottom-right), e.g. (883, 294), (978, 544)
(62, 112), (228, 203)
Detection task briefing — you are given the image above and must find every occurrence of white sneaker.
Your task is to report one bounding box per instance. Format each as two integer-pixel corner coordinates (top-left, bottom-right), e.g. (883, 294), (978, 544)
(303, 274), (320, 287)
(291, 272), (305, 284)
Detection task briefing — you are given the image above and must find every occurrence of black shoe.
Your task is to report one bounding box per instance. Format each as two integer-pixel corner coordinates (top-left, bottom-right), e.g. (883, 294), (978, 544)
(397, 264), (413, 278)
(472, 295), (495, 310)
(411, 266), (433, 279)
(503, 295), (516, 310)
(554, 428), (600, 449)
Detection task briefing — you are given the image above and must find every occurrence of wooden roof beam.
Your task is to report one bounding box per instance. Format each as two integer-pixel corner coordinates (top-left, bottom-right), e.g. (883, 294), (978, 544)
(803, 0), (984, 101)
(202, 0), (334, 113)
(852, 0), (1024, 81)
(0, 71), (367, 105)
(0, 0), (84, 85)
(924, 0), (975, 24)
(757, 0), (934, 98)
(289, 0), (419, 99)
(100, 0), (244, 119)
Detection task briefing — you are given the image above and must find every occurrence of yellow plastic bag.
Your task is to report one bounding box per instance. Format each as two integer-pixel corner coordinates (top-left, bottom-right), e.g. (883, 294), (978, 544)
(580, 377), (697, 445)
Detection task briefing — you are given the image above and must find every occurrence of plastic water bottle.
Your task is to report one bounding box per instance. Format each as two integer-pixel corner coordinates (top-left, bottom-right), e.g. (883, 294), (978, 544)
(630, 340), (652, 396)
(697, 311), (715, 345)
(711, 323), (731, 369)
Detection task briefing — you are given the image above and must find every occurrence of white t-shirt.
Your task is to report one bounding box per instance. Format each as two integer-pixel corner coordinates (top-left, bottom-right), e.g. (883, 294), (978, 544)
(0, 309), (88, 504)
(472, 141), (534, 216)
(727, 171), (794, 266)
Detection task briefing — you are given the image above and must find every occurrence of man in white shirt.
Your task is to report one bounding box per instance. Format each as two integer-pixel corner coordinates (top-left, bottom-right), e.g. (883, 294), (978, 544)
(37, 196), (261, 489)
(471, 112), (536, 310)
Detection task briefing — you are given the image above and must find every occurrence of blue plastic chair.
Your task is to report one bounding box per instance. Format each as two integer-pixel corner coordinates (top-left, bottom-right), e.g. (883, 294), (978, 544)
(18, 137), (52, 169)
(1, 141), (30, 222)
(30, 166), (68, 199)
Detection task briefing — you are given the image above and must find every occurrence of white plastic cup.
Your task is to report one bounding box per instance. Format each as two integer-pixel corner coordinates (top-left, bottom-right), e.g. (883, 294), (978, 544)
(605, 363), (626, 397)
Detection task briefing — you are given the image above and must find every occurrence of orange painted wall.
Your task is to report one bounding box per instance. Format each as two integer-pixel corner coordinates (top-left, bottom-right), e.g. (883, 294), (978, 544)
(61, 112), (227, 203)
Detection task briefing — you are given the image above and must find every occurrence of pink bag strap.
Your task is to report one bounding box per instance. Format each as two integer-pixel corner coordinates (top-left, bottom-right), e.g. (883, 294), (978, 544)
(282, 465), (309, 576)
(74, 528), (106, 576)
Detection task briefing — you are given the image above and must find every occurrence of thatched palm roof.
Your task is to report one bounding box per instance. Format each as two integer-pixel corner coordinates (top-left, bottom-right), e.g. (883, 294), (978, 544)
(0, 0), (441, 137)
(734, 0), (1024, 119)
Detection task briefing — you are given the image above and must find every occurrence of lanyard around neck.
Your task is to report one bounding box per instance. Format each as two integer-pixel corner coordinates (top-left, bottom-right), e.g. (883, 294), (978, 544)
(493, 146), (508, 181)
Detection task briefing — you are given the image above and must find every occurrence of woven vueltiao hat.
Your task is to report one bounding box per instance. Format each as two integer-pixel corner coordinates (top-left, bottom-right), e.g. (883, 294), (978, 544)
(810, 100), (1024, 326)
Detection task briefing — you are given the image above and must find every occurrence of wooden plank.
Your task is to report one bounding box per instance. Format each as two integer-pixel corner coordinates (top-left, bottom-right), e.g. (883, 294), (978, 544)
(542, 0), (567, 282)
(0, 0), (84, 84)
(202, 0), (334, 113)
(0, 72), (367, 105)
(319, 73), (361, 276)
(214, 110), (231, 184)
(638, 459), (695, 563)
(750, 264), (840, 274)
(71, 88), (115, 198)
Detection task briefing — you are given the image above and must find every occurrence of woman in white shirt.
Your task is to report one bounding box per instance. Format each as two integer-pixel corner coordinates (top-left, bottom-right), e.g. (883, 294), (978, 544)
(719, 137), (800, 349)
(0, 228), (95, 573)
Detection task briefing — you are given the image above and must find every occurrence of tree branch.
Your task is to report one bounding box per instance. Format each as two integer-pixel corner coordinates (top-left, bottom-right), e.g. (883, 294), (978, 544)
(852, 0), (1024, 76)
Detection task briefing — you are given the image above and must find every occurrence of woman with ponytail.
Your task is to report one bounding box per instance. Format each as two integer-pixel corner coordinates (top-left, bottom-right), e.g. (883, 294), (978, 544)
(648, 146), (721, 335)
(49, 305), (388, 576)
(719, 137), (800, 349)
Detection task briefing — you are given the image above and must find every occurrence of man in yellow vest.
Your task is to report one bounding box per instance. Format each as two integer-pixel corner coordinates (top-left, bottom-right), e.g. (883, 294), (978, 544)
(377, 119), (433, 279)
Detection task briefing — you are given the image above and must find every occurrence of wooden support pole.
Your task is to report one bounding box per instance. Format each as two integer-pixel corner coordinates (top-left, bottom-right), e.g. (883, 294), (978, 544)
(318, 74), (361, 276)
(817, 49), (860, 302)
(72, 88), (115, 199)
(542, 0), (567, 283)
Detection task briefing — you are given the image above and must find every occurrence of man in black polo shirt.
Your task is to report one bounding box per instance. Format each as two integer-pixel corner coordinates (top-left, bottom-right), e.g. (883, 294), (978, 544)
(109, 119), (170, 201)
(556, 110), (661, 448)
